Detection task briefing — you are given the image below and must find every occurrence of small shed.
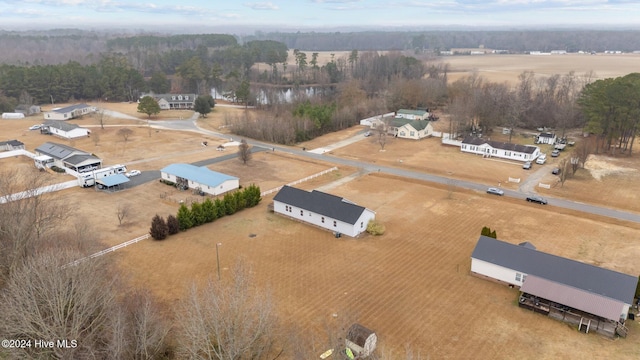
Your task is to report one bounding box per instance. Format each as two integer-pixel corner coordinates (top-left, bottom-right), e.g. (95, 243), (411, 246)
(345, 323), (377, 357)
(0, 139), (25, 151)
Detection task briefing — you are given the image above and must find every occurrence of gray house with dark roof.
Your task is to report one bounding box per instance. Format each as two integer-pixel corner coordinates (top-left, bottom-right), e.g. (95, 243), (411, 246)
(461, 136), (541, 162)
(273, 185), (375, 237)
(471, 236), (637, 324)
(0, 139), (25, 151)
(41, 120), (89, 139)
(44, 103), (94, 120)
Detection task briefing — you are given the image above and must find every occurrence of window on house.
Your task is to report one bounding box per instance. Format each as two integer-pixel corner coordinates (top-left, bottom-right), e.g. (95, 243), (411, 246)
(171, 96), (176, 100)
(321, 217), (325, 223)
(410, 131), (415, 136)
(515, 273), (523, 282)
(300, 210), (303, 216)
(333, 220), (337, 227)
(178, 95), (183, 100)
(185, 96), (189, 100)
(360, 222), (363, 228)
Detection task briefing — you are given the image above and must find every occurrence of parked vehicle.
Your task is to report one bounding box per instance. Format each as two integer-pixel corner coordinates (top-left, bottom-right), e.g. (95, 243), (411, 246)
(77, 164), (127, 187)
(364, 131), (371, 137)
(551, 150), (560, 157)
(536, 156), (547, 165)
(523, 161), (532, 170)
(552, 167), (561, 175)
(526, 195), (548, 205)
(28, 124), (41, 130)
(125, 170), (141, 177)
(486, 187), (504, 196)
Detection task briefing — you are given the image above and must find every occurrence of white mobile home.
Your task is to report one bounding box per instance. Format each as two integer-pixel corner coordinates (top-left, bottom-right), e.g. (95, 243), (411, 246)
(42, 120), (89, 139)
(160, 163), (239, 196)
(44, 103), (94, 120)
(34, 142), (102, 172)
(273, 185), (375, 238)
(461, 136), (540, 162)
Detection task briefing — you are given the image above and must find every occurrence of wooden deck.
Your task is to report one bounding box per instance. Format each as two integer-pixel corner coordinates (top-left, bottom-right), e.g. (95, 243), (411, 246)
(518, 293), (622, 338)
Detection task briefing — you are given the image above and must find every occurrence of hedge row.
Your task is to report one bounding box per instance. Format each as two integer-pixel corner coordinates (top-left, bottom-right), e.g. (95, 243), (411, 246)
(150, 184), (261, 240)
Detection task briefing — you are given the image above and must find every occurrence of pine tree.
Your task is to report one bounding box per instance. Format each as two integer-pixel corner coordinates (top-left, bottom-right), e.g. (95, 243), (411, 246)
(177, 204), (193, 231)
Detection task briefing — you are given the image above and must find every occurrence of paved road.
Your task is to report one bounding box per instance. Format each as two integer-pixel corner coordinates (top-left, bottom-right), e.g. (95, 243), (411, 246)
(96, 109), (640, 224)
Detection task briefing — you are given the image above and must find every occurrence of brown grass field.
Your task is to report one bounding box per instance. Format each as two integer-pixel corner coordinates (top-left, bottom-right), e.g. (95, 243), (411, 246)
(439, 53), (640, 84)
(2, 59), (640, 358)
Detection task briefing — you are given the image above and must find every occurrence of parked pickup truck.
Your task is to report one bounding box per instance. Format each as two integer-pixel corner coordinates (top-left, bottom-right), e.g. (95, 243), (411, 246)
(554, 143), (566, 151)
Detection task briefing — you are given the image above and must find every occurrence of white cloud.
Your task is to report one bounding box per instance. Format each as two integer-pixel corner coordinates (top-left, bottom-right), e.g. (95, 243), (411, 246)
(244, 2), (279, 10)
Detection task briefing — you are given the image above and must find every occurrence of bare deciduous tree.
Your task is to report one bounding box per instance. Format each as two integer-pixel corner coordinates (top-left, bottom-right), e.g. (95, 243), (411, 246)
(117, 203), (131, 226)
(0, 169), (70, 285)
(91, 131), (100, 146)
(178, 262), (278, 359)
(238, 138), (252, 164)
(0, 251), (118, 359)
(96, 108), (110, 130)
(375, 122), (388, 151)
(117, 127), (134, 143)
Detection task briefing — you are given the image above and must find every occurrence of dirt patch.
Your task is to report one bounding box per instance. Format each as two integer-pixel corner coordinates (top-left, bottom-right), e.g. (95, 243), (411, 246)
(585, 154), (637, 181)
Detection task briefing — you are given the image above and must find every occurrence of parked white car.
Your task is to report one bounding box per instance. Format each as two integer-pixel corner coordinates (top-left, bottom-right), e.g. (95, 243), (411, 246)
(536, 156), (547, 165)
(28, 124), (41, 130)
(125, 170), (141, 177)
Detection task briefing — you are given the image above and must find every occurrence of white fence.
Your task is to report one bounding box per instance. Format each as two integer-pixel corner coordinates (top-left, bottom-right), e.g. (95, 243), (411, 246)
(261, 167), (339, 197)
(508, 177), (521, 183)
(0, 149), (35, 159)
(65, 234), (150, 267)
(538, 183), (551, 189)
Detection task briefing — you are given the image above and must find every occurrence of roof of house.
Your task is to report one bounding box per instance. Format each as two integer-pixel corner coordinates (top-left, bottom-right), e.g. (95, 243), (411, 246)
(538, 132), (556, 138)
(63, 154), (101, 166)
(463, 136), (538, 154)
(390, 118), (431, 131)
(346, 323), (375, 347)
(49, 103), (91, 113)
(0, 139), (24, 147)
(161, 163), (238, 188)
(44, 120), (83, 132)
(273, 185), (371, 225)
(35, 142), (89, 160)
(397, 109), (428, 116)
(471, 236), (637, 305)
(521, 275), (626, 321)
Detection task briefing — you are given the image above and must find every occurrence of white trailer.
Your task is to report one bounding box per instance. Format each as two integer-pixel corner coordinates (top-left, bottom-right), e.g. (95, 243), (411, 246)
(78, 164), (127, 187)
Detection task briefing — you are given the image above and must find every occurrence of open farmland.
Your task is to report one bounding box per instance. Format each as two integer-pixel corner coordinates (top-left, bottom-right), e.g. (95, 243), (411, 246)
(439, 53), (640, 84)
(116, 172), (640, 359)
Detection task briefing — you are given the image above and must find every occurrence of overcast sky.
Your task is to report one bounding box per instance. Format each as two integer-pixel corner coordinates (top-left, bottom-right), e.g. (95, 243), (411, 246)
(2, 0), (639, 32)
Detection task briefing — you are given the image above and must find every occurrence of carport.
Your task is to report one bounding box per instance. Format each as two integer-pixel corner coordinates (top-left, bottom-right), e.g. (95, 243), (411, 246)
(96, 174), (130, 191)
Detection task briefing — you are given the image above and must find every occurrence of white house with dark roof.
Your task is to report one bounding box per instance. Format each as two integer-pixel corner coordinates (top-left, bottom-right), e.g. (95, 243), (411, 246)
(41, 120), (89, 139)
(471, 236), (637, 333)
(272, 185), (375, 237)
(461, 136), (541, 162)
(0, 139), (25, 151)
(536, 132), (556, 145)
(160, 163), (238, 196)
(44, 103), (95, 120)
(34, 142), (102, 172)
(141, 93), (196, 110)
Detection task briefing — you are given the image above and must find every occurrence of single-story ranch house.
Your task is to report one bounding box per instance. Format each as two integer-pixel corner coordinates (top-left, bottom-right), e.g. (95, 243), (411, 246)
(0, 139), (25, 151)
(44, 103), (95, 120)
(273, 185), (376, 238)
(461, 136), (541, 162)
(41, 120), (90, 139)
(395, 109), (429, 120)
(536, 132), (556, 145)
(160, 163), (239, 196)
(387, 117), (434, 140)
(35, 142), (102, 172)
(141, 93), (196, 110)
(471, 235), (637, 337)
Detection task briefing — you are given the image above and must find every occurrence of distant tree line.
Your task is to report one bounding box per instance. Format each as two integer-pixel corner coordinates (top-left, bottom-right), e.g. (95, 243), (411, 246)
(245, 30), (640, 53)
